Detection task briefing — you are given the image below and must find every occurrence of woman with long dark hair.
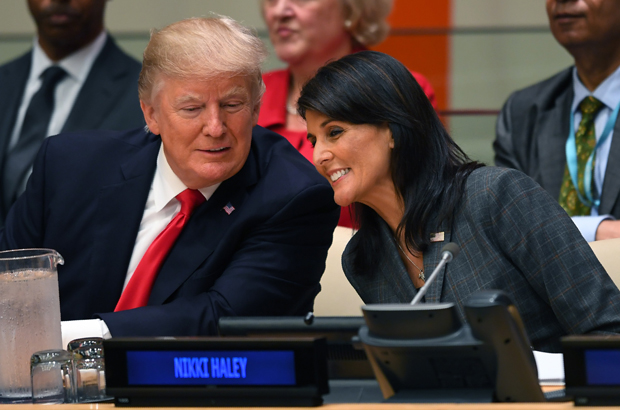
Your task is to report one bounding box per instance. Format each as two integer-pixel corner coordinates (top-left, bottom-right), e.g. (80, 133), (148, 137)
(259, 0), (437, 228)
(259, 0), (436, 163)
(298, 50), (620, 352)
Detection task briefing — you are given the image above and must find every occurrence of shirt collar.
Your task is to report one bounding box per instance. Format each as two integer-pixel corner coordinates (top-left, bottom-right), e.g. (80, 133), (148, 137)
(153, 145), (221, 212)
(30, 30), (107, 83)
(572, 64), (620, 113)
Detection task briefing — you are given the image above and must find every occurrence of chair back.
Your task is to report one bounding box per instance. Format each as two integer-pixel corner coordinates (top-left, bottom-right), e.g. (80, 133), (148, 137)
(313, 226), (364, 316)
(589, 238), (620, 289)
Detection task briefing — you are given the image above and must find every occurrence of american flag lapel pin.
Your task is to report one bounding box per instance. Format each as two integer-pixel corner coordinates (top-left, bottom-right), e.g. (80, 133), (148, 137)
(223, 202), (235, 215)
(430, 232), (444, 242)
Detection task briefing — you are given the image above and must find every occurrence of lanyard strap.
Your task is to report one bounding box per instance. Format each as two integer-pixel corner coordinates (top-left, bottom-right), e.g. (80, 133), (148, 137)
(566, 100), (620, 208)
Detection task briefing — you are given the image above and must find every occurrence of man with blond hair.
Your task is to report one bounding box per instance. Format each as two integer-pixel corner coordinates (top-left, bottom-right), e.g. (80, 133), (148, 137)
(0, 16), (339, 340)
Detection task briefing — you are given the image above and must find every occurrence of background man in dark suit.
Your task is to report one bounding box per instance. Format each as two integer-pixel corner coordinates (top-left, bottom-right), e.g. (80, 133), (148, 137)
(0, 0), (144, 225)
(0, 16), (339, 343)
(495, 0), (620, 242)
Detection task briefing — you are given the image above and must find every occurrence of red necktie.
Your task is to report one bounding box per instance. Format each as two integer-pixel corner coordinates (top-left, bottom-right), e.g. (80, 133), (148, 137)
(115, 189), (206, 311)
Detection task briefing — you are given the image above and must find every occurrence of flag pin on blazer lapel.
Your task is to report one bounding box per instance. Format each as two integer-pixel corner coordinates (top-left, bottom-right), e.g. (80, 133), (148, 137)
(430, 232), (444, 242)
(223, 202), (235, 215)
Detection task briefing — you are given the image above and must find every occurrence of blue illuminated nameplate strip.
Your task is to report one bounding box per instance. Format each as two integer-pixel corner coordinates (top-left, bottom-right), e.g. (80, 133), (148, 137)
(126, 350), (296, 386)
(585, 349), (620, 385)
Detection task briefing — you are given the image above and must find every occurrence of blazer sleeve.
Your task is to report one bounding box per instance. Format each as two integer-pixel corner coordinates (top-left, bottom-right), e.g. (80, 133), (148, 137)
(97, 182), (340, 337)
(483, 169), (620, 337)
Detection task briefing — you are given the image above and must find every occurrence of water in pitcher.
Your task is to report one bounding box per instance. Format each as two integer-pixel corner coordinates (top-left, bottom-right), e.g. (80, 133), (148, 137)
(0, 269), (62, 402)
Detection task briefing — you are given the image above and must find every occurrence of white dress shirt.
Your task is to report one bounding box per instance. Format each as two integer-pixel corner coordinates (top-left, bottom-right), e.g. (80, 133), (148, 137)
(570, 65), (620, 242)
(122, 146), (220, 290)
(61, 145), (220, 346)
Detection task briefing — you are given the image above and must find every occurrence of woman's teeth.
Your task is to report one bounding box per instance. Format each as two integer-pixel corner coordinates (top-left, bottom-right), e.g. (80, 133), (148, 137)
(330, 168), (350, 182)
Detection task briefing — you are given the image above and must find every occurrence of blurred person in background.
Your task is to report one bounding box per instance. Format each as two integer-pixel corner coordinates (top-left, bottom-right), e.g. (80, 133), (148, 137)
(259, 0), (437, 228)
(495, 0), (620, 242)
(0, 0), (144, 226)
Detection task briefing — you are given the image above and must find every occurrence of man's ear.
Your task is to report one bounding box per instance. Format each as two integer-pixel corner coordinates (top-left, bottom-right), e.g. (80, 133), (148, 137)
(140, 100), (160, 135)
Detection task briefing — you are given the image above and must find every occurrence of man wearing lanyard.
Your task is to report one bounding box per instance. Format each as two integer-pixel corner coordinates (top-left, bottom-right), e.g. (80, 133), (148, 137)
(494, 0), (620, 242)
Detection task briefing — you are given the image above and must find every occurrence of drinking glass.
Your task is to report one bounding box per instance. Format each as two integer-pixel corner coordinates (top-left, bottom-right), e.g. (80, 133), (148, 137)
(30, 349), (76, 404)
(69, 338), (110, 402)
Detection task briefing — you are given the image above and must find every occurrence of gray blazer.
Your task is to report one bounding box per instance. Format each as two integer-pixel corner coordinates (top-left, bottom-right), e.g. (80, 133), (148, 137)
(494, 67), (620, 219)
(0, 35), (145, 222)
(343, 167), (620, 352)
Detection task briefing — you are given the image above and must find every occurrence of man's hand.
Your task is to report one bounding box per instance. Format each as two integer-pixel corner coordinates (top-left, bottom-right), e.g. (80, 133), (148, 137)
(595, 220), (620, 240)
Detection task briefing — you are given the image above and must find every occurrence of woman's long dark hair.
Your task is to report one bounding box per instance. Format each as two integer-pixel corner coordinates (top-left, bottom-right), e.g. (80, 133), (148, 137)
(297, 51), (483, 275)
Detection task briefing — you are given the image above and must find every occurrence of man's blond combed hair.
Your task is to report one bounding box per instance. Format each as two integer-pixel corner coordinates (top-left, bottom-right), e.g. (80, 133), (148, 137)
(139, 16), (268, 104)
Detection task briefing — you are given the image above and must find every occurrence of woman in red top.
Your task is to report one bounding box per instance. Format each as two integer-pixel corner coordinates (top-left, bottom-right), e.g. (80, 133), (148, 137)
(259, 0), (436, 227)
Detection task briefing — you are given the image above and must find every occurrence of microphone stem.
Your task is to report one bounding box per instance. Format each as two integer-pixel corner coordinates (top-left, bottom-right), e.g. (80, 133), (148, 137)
(410, 254), (450, 305)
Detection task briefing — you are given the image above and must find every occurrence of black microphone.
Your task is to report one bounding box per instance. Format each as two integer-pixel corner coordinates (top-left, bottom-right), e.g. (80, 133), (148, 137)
(410, 242), (460, 305)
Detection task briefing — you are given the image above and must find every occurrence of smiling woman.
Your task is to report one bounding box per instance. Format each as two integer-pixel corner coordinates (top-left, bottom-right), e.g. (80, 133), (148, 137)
(297, 50), (620, 352)
(258, 0), (403, 161)
(305, 113), (394, 214)
(257, 0), (437, 229)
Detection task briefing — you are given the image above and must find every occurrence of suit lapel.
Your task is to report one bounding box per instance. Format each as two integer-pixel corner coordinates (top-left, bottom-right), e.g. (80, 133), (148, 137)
(148, 146), (260, 304)
(422, 218), (453, 303)
(62, 37), (130, 132)
(600, 118), (620, 214)
(352, 213), (454, 304)
(363, 222), (416, 304)
(0, 53), (31, 217)
(536, 87), (573, 200)
(0, 53), (30, 154)
(363, 218), (454, 304)
(88, 137), (160, 312)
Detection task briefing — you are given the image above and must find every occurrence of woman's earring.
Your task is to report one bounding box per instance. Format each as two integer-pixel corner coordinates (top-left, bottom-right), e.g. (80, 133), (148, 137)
(344, 19), (352, 29)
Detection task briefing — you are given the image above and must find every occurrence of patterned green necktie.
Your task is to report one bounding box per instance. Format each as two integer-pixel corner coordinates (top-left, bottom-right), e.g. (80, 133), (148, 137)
(559, 96), (604, 216)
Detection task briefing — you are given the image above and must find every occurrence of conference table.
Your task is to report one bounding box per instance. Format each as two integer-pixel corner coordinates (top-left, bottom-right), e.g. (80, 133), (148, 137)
(0, 387), (605, 410)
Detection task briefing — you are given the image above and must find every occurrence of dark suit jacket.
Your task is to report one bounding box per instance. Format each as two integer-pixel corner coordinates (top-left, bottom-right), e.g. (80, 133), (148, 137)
(343, 167), (620, 352)
(494, 67), (620, 218)
(0, 35), (145, 222)
(0, 126), (340, 337)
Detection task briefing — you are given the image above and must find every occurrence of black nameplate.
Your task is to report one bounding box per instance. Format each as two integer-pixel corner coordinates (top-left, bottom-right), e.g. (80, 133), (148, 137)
(104, 337), (328, 407)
